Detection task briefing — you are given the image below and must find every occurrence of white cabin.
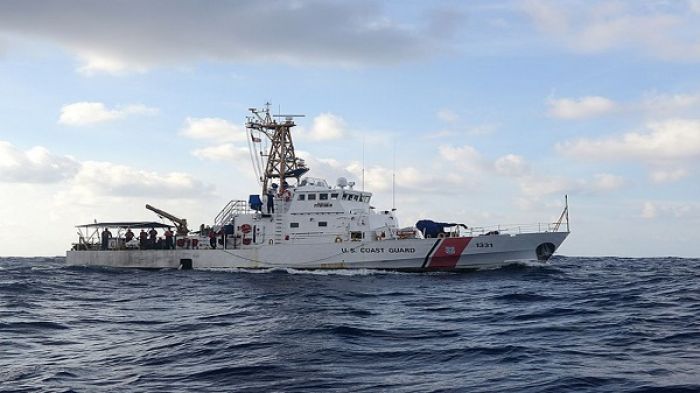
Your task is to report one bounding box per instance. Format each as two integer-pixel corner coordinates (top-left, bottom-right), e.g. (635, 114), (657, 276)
(217, 176), (399, 247)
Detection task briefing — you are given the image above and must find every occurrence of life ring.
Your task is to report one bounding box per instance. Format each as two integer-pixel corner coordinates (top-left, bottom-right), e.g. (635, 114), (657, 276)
(240, 224), (252, 234)
(335, 236), (342, 243)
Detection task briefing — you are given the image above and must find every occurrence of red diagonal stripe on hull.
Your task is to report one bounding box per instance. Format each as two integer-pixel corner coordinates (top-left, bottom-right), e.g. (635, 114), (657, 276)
(428, 237), (472, 269)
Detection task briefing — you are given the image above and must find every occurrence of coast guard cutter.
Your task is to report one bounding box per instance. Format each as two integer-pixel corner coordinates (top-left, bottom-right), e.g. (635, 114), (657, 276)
(66, 105), (570, 271)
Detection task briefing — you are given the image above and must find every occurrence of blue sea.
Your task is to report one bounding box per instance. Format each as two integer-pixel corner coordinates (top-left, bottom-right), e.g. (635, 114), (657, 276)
(1, 256), (698, 392)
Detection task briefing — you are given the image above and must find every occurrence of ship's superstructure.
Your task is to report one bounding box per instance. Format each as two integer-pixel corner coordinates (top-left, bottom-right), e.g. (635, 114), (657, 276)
(66, 105), (569, 271)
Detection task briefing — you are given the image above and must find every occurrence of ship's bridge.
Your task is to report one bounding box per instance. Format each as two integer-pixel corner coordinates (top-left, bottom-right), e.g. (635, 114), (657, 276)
(290, 177), (372, 212)
(297, 177), (330, 190)
(284, 176), (397, 242)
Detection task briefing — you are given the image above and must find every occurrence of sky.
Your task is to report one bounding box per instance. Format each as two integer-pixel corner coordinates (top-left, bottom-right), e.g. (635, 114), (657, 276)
(1, 0), (699, 257)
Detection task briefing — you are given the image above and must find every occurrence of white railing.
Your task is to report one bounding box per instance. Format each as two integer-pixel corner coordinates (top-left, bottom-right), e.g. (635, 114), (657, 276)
(459, 222), (564, 237)
(214, 200), (250, 226)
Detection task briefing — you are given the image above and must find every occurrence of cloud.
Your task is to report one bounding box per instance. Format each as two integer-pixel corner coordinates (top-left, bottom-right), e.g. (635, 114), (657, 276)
(691, 0), (700, 14)
(77, 53), (149, 76)
(523, 1), (700, 62)
(494, 154), (529, 177)
(591, 173), (625, 191)
(438, 144), (484, 172)
(639, 92), (700, 116)
(641, 201), (657, 219)
(0, 140), (212, 205)
(58, 102), (157, 126)
(515, 172), (624, 205)
(0, 1), (463, 74)
(437, 109), (459, 124)
(547, 96), (617, 119)
(191, 144), (249, 162)
(180, 117), (246, 142)
(649, 167), (688, 183)
(547, 91), (700, 121)
(299, 113), (348, 141)
(640, 200), (699, 220)
(557, 119), (700, 161)
(0, 141), (80, 183)
(69, 161), (213, 199)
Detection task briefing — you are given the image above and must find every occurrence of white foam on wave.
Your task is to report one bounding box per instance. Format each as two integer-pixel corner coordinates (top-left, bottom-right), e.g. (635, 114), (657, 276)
(201, 267), (406, 276)
(30, 265), (62, 271)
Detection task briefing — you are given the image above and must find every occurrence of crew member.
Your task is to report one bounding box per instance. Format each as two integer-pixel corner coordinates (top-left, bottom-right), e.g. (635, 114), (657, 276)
(125, 228), (134, 243)
(279, 182), (291, 201)
(101, 227), (112, 250)
(266, 184), (276, 214)
(148, 227), (157, 249)
(139, 229), (148, 249)
(164, 228), (174, 249)
(209, 229), (217, 249)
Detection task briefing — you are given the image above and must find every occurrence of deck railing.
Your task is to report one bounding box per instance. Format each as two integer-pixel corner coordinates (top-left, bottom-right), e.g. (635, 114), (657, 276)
(214, 200), (250, 226)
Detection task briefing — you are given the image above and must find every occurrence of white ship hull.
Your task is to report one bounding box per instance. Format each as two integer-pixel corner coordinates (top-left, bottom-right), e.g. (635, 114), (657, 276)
(66, 231), (568, 271)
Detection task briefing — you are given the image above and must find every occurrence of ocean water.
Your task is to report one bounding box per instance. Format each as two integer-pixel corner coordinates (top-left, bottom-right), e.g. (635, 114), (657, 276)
(1, 256), (698, 393)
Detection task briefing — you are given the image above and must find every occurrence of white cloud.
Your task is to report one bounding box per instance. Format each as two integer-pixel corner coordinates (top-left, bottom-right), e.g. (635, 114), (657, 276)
(649, 167), (688, 183)
(641, 201), (657, 219)
(692, 0), (700, 14)
(191, 144), (249, 162)
(69, 161), (213, 200)
(557, 119), (700, 161)
(0, 2), (462, 74)
(639, 200), (698, 220)
(591, 173), (625, 191)
(437, 109), (459, 124)
(548, 96), (617, 119)
(301, 113), (348, 141)
(0, 141), (80, 183)
(59, 102), (157, 126)
(438, 144), (484, 172)
(77, 52), (149, 76)
(180, 117), (246, 142)
(548, 91), (700, 121)
(518, 174), (573, 199)
(494, 154), (529, 177)
(639, 92), (700, 116)
(523, 1), (700, 62)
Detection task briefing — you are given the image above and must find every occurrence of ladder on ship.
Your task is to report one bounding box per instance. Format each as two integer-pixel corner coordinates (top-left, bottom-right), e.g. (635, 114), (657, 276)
(273, 198), (284, 242)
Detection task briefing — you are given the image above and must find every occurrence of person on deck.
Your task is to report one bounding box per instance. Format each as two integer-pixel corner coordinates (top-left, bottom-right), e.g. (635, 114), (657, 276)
(148, 228), (157, 249)
(164, 228), (174, 249)
(279, 182), (292, 202)
(139, 229), (148, 249)
(125, 228), (134, 243)
(101, 228), (112, 250)
(209, 229), (217, 249)
(266, 184), (277, 214)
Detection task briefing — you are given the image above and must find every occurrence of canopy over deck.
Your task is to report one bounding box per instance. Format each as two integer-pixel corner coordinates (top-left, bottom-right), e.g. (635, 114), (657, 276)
(76, 221), (172, 229)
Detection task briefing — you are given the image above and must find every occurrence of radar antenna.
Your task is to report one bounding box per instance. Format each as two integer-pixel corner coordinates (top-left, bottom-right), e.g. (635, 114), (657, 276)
(246, 103), (309, 195)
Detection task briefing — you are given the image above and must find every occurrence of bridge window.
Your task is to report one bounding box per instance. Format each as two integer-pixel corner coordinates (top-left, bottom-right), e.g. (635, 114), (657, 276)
(290, 222), (299, 228)
(298, 194), (305, 201)
(342, 194), (348, 200)
(319, 193), (328, 200)
(308, 194), (316, 201)
(362, 195), (371, 203)
(331, 193), (339, 200)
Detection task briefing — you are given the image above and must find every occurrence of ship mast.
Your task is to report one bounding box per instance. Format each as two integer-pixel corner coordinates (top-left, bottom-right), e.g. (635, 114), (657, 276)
(246, 103), (309, 195)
